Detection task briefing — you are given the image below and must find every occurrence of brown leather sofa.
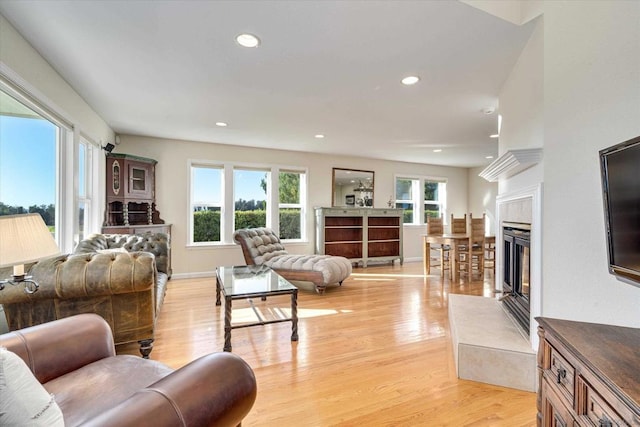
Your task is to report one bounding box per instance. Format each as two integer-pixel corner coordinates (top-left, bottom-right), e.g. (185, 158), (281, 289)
(0, 314), (257, 427)
(0, 232), (170, 357)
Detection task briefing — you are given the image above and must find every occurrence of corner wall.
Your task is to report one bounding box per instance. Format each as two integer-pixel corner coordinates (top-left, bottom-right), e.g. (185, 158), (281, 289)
(468, 167), (498, 235)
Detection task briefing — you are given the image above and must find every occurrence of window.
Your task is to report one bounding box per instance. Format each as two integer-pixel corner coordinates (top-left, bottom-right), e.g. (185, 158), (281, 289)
(0, 89), (60, 242)
(189, 162), (306, 244)
(191, 165), (223, 243)
(424, 181), (446, 221)
(395, 176), (446, 224)
(278, 170), (305, 240)
(1, 77), (101, 253)
(77, 139), (88, 242)
(395, 178), (418, 224)
(234, 168), (269, 230)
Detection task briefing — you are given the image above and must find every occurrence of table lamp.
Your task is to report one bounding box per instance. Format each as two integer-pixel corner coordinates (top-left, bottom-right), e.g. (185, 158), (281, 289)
(0, 213), (61, 294)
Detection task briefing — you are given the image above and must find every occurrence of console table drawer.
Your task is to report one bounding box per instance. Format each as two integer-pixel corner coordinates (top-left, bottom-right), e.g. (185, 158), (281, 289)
(547, 346), (575, 406)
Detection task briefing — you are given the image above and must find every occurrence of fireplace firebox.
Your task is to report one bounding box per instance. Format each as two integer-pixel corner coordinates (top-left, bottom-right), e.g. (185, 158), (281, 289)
(502, 223), (531, 334)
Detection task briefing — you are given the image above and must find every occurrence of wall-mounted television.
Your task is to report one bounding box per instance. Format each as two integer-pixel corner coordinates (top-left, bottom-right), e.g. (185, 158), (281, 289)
(599, 135), (640, 286)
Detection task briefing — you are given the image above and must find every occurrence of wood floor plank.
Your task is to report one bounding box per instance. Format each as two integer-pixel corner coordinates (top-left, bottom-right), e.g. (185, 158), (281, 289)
(118, 262), (536, 426)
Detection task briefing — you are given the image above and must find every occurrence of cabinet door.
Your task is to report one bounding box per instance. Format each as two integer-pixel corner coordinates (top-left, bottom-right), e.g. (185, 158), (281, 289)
(126, 161), (154, 199)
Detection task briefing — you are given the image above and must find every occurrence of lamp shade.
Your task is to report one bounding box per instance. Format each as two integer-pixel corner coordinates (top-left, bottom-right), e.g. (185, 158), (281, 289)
(0, 213), (60, 268)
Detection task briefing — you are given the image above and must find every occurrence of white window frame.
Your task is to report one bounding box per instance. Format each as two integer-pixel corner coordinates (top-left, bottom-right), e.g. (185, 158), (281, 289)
(189, 162), (224, 245)
(276, 168), (307, 242)
(75, 135), (100, 245)
(423, 179), (447, 222)
(188, 160), (307, 245)
(1, 77), (69, 251)
(394, 175), (447, 225)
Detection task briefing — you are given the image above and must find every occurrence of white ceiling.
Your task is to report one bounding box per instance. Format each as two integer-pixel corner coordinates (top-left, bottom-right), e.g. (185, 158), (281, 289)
(0, 1), (535, 168)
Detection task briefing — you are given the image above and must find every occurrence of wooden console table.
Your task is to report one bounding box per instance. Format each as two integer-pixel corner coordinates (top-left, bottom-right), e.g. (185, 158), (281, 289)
(536, 317), (640, 426)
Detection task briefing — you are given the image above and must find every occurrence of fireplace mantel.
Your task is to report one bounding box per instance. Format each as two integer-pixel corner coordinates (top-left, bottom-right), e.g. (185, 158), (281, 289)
(479, 148), (542, 182)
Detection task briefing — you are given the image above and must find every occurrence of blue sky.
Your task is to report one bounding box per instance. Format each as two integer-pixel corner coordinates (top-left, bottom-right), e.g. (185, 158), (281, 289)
(1, 114), (267, 208)
(193, 167), (267, 204)
(0, 115), (56, 208)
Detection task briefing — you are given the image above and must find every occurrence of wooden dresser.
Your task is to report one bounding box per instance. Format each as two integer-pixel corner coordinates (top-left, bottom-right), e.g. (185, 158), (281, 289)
(536, 317), (640, 426)
(314, 207), (403, 267)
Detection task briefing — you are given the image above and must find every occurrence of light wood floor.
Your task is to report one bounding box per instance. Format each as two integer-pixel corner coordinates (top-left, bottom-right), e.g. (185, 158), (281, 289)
(119, 261), (537, 426)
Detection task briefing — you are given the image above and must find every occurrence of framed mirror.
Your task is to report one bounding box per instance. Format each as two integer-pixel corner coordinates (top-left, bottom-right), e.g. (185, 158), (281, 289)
(332, 168), (375, 207)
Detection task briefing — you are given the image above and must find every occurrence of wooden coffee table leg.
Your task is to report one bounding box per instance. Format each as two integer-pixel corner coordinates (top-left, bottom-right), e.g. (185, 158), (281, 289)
(291, 289), (298, 342)
(224, 296), (232, 351)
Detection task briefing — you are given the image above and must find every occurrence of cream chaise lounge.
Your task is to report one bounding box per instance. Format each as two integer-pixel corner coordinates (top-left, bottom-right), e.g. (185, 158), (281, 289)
(233, 228), (352, 294)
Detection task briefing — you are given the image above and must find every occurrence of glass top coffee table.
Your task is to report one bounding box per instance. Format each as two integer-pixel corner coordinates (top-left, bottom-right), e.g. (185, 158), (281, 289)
(215, 265), (298, 352)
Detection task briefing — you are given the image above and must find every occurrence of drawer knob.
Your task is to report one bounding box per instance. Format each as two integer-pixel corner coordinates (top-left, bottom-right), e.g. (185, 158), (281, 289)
(556, 368), (567, 384)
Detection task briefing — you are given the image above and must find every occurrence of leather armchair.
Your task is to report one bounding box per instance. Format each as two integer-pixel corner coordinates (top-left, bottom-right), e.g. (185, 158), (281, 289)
(0, 314), (257, 427)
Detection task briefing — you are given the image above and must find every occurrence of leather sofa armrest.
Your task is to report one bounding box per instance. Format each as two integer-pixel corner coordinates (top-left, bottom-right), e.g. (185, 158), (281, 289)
(0, 252), (156, 304)
(80, 352), (257, 427)
(0, 314), (115, 384)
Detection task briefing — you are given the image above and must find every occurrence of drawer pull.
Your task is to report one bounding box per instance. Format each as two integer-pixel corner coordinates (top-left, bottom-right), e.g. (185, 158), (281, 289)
(556, 368), (567, 384)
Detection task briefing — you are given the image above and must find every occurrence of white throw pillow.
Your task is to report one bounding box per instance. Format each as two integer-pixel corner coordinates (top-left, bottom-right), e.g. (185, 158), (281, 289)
(0, 347), (65, 426)
(96, 247), (128, 254)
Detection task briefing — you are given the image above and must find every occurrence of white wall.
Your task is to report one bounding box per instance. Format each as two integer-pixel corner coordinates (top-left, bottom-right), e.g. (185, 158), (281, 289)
(468, 167), (498, 235)
(118, 135), (469, 276)
(498, 11), (544, 194)
(543, 1), (640, 326)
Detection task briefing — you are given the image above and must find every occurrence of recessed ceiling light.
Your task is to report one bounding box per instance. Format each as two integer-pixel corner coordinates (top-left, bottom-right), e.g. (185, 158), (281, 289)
(315, 134), (325, 139)
(486, 155), (494, 159)
(236, 33), (260, 48)
(433, 149), (442, 153)
(216, 122), (228, 127)
(490, 134), (499, 138)
(401, 76), (420, 86)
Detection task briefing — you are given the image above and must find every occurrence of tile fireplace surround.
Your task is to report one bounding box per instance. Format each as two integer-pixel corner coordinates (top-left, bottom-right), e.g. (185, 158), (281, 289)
(448, 183), (543, 392)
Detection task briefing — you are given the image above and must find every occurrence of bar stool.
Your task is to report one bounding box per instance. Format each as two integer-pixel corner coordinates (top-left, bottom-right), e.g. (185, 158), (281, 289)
(426, 215), (450, 276)
(457, 213), (485, 278)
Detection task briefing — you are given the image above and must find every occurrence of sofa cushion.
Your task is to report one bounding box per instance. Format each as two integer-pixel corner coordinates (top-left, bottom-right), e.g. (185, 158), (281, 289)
(234, 228), (288, 265)
(75, 233), (170, 275)
(0, 347), (65, 426)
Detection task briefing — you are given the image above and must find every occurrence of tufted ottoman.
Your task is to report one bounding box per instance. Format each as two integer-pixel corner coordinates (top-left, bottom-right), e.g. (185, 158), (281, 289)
(233, 228), (352, 294)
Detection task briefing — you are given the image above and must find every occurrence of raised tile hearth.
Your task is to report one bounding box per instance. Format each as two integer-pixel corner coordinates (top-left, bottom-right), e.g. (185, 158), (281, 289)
(448, 294), (537, 392)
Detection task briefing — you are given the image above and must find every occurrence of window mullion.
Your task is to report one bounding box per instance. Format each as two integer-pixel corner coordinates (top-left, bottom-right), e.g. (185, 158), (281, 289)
(223, 164), (234, 243)
(269, 167), (279, 233)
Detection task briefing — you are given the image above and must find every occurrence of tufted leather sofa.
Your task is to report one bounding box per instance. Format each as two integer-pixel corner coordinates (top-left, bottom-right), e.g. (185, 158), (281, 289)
(0, 314), (257, 426)
(0, 232), (170, 358)
(233, 227), (352, 294)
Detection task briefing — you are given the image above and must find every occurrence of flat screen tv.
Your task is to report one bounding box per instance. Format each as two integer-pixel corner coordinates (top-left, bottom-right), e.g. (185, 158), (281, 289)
(599, 135), (640, 286)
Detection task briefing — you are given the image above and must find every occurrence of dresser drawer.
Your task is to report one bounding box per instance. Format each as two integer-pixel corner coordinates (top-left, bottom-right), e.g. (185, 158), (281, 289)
(546, 346), (576, 406)
(579, 378), (626, 427)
